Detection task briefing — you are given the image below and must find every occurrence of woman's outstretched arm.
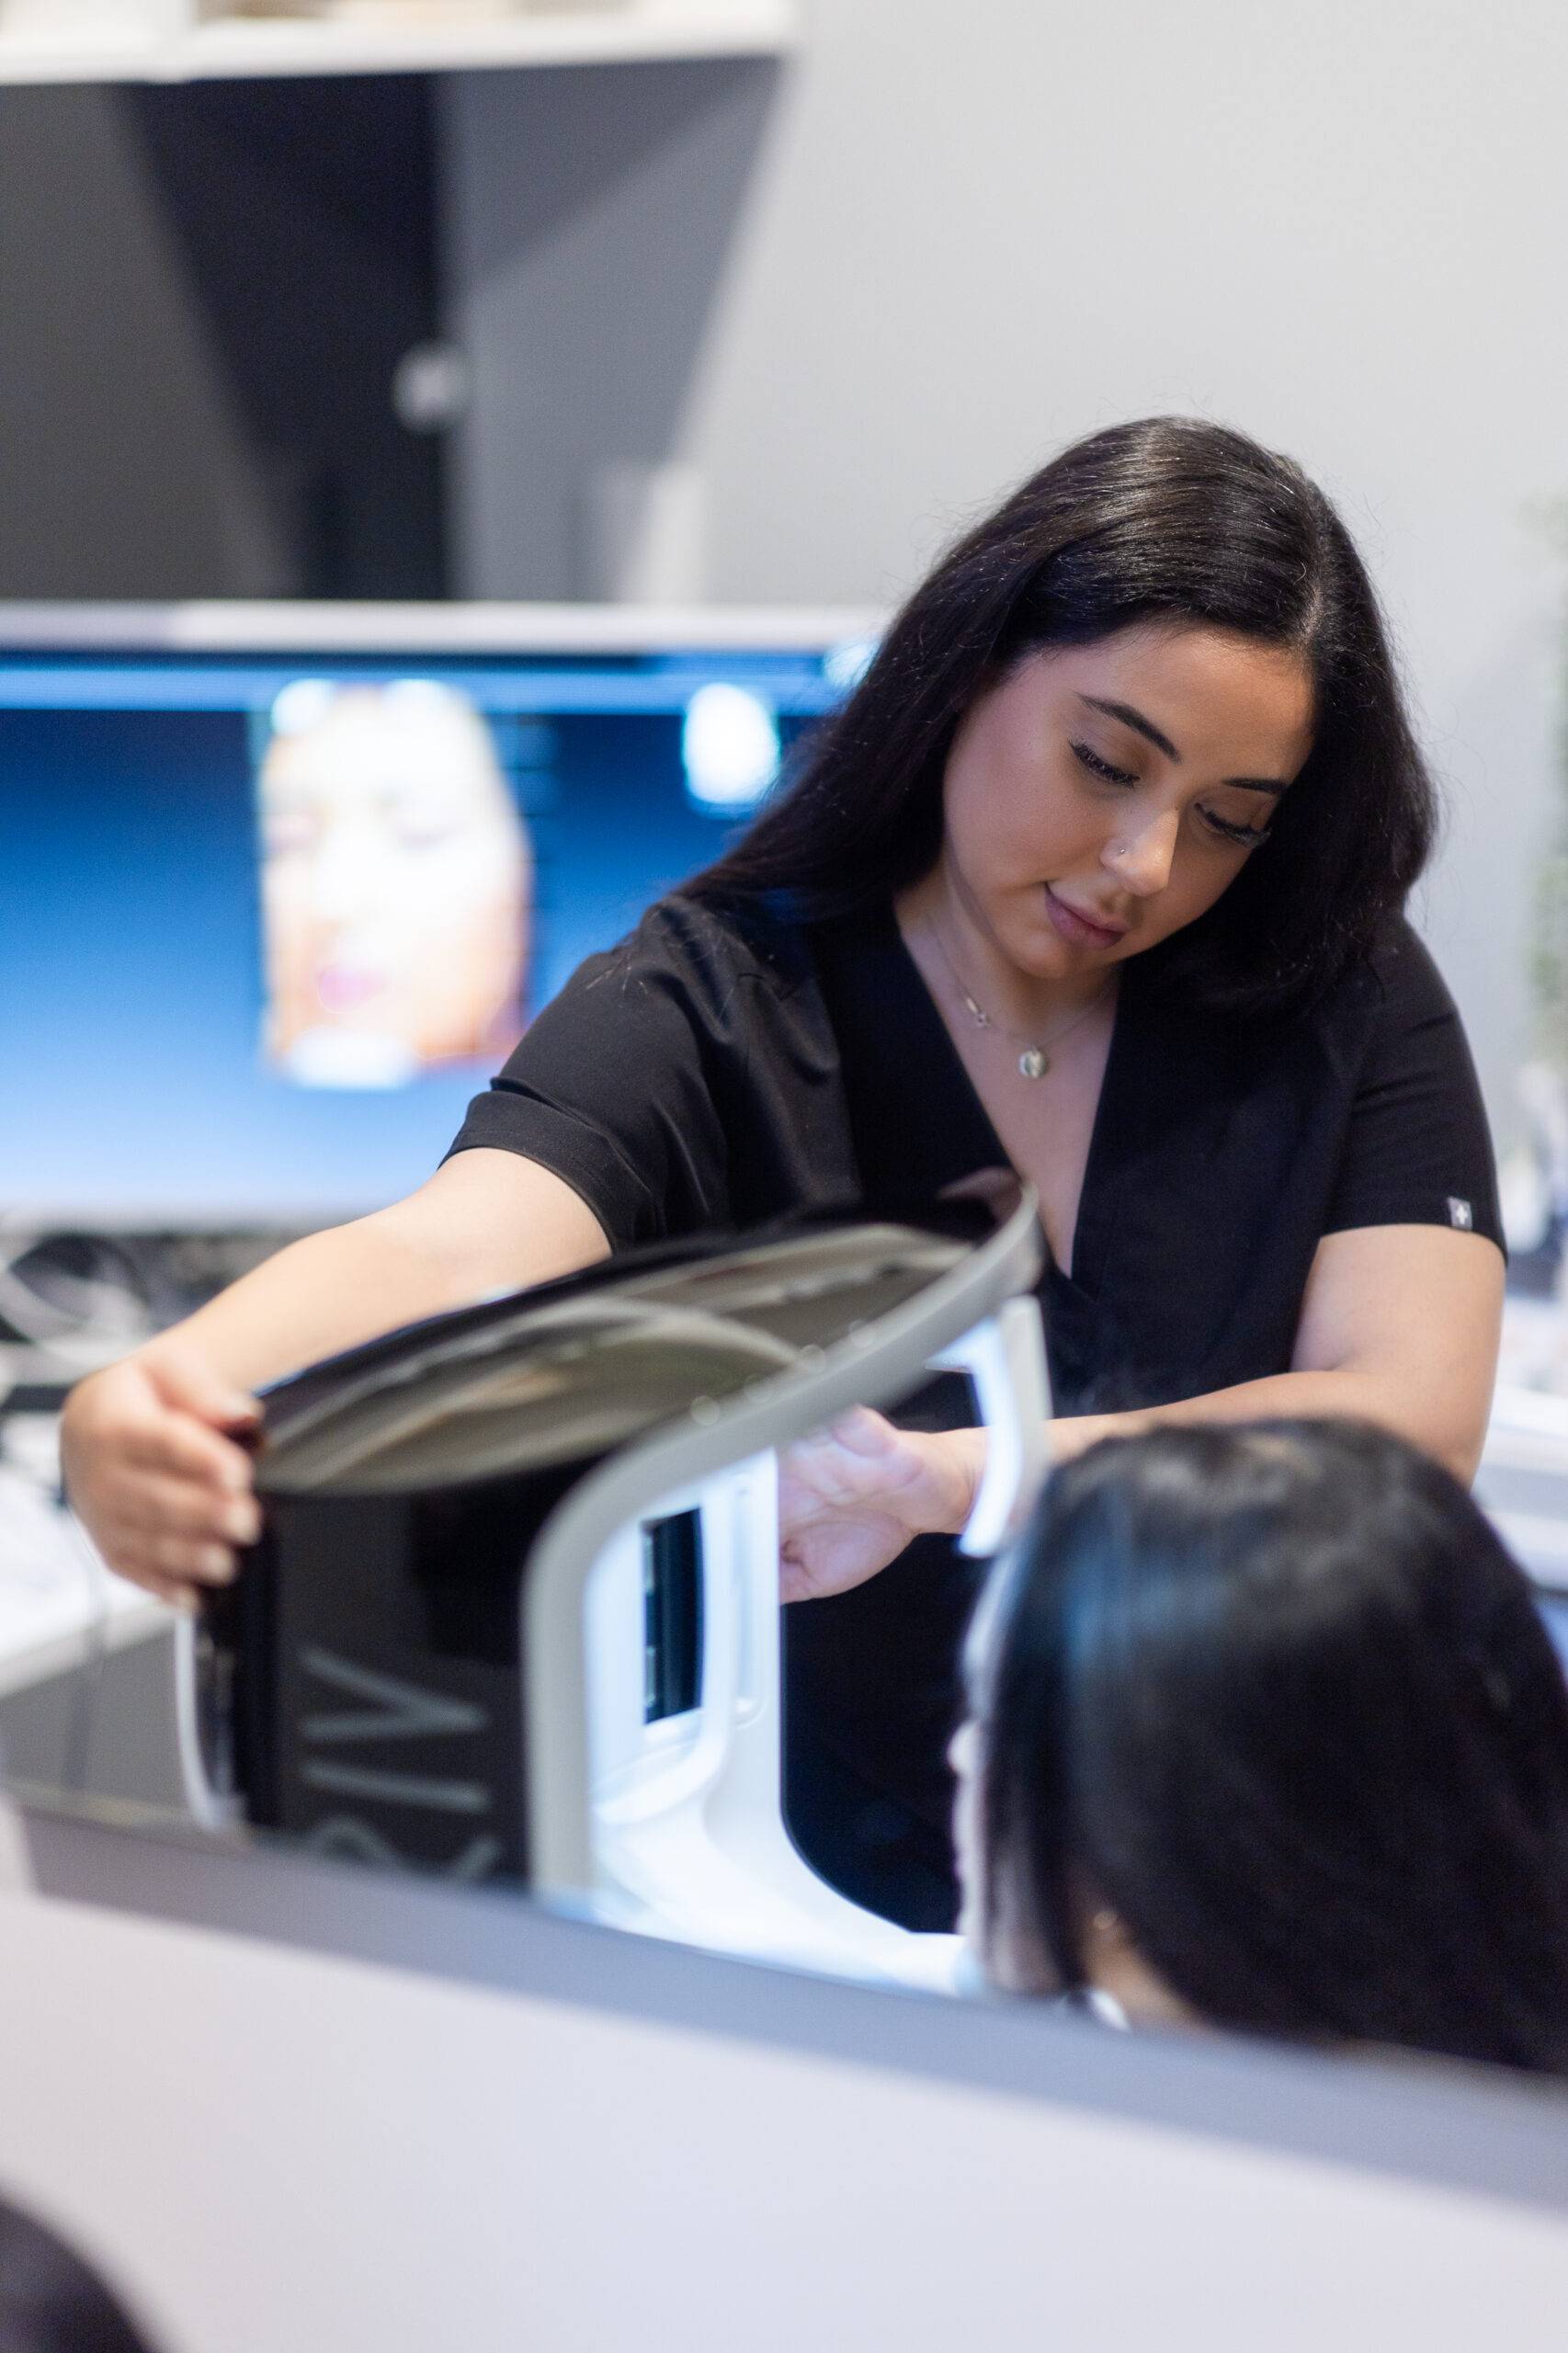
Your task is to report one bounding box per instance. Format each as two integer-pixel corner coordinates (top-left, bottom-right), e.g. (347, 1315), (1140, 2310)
(60, 1149), (608, 1608)
(1051, 1224), (1503, 1478)
(778, 1224), (1504, 1602)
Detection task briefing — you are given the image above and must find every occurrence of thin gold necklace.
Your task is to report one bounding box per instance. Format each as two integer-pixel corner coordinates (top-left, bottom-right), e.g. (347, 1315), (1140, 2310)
(928, 923), (1114, 1080)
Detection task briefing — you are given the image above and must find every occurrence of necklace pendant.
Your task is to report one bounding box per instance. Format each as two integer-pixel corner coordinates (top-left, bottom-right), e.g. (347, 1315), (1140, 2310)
(1018, 1047), (1048, 1080)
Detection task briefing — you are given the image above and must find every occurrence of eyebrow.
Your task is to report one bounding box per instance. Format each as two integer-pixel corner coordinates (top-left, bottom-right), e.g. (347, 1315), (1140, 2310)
(1077, 696), (1288, 796)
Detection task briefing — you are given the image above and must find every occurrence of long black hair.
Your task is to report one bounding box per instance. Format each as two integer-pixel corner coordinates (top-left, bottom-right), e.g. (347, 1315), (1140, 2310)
(975, 1419), (1568, 2077)
(691, 418), (1436, 1014)
(0, 2199), (160, 2352)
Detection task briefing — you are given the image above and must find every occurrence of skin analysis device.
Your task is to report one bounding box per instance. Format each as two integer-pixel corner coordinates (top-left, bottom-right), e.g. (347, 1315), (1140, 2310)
(176, 1190), (1050, 1986)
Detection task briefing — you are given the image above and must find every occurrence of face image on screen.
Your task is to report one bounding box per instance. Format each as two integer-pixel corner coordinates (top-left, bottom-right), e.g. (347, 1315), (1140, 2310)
(257, 680), (531, 1089)
(0, 631), (867, 1226)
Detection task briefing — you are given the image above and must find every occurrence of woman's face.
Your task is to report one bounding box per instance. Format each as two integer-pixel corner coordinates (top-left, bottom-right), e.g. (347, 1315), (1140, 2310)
(259, 683), (531, 1086)
(938, 623), (1315, 976)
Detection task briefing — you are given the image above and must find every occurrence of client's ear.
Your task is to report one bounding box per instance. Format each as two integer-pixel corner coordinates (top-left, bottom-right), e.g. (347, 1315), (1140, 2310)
(1082, 1901), (1195, 2031)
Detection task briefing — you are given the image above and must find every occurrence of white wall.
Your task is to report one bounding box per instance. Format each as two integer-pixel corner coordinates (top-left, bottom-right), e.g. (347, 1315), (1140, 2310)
(447, 0), (1568, 1144)
(0, 87), (290, 597)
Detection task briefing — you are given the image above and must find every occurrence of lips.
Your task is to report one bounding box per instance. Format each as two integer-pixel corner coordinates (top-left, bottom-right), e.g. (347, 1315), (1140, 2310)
(315, 961), (388, 1012)
(1044, 887), (1130, 949)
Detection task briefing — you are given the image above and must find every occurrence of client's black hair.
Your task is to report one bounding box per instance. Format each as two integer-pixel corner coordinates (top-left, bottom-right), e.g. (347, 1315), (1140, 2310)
(977, 1419), (1568, 2075)
(0, 2199), (159, 2352)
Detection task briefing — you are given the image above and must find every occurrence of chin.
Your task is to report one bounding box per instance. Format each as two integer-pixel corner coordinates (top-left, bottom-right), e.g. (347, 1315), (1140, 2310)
(984, 889), (1050, 947)
(1008, 920), (1080, 980)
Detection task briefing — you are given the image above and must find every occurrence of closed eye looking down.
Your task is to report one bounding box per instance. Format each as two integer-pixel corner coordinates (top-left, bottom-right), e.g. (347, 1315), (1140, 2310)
(1067, 741), (1275, 847)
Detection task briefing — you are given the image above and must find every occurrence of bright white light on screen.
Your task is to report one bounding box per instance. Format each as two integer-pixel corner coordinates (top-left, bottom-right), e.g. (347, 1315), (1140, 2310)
(382, 677), (455, 720)
(824, 636), (879, 692)
(681, 684), (779, 813)
(269, 678), (337, 737)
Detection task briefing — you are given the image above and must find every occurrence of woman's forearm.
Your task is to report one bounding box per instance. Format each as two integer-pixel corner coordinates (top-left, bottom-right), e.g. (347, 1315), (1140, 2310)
(62, 1153), (613, 1605)
(781, 1234), (1500, 1592)
(920, 1368), (1471, 1552)
(1053, 1367), (1486, 1485)
(119, 1150), (612, 1397)
(142, 1217), (482, 1395)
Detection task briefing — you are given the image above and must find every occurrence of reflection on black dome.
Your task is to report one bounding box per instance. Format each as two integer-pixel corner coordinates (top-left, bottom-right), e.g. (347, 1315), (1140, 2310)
(258, 1224), (970, 1497)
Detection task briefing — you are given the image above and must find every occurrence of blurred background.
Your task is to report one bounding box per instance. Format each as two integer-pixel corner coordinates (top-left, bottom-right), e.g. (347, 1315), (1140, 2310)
(5, 0), (1568, 1752)
(3, 20), (1568, 2346)
(3, 0), (1565, 1154)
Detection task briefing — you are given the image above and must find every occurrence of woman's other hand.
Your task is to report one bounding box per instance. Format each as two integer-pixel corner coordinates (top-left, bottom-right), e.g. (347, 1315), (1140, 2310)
(60, 1347), (261, 1609)
(778, 1408), (985, 1602)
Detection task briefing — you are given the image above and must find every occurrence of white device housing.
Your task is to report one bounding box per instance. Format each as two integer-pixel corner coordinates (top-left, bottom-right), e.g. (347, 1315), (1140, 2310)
(557, 1297), (1051, 1988)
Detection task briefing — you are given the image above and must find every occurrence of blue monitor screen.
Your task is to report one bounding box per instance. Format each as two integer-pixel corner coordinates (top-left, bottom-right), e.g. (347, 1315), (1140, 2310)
(0, 634), (867, 1225)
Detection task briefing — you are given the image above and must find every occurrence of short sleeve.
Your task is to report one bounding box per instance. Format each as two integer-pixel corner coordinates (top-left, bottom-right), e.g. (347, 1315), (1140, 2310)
(445, 899), (738, 1247)
(1323, 923), (1504, 1249)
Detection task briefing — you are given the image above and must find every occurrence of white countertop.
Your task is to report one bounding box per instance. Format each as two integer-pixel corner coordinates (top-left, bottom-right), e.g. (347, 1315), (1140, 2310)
(0, 1420), (167, 1699)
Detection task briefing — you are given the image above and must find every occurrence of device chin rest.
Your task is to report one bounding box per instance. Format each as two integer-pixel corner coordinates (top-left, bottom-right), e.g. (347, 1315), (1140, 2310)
(176, 1193), (1049, 1982)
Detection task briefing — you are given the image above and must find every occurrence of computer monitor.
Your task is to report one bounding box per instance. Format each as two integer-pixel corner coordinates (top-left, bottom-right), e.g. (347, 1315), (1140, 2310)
(0, 605), (877, 1229)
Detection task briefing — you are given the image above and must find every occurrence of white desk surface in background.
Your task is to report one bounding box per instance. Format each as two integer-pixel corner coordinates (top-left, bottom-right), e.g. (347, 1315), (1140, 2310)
(0, 1420), (166, 1699)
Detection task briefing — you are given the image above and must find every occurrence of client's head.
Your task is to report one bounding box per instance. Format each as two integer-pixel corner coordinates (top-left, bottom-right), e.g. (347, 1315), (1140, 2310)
(956, 1418), (1568, 2075)
(0, 2198), (159, 2352)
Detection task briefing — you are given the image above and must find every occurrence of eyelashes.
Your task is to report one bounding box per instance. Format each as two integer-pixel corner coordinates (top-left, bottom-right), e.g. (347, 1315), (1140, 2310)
(1069, 741), (1271, 850)
(1071, 740), (1137, 788)
(1200, 811), (1272, 848)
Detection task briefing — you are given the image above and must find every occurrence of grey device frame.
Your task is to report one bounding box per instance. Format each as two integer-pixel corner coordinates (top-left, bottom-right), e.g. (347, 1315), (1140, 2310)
(520, 1190), (1045, 1891)
(13, 1790), (1568, 2225)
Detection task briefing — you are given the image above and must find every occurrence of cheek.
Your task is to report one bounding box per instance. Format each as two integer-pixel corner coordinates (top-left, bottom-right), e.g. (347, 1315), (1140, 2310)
(262, 865), (316, 954)
(1165, 841), (1253, 925)
(944, 760), (1096, 890)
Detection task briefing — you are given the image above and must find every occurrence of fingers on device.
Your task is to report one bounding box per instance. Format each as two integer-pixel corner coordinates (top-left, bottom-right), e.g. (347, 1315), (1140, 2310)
(176, 1192), (1051, 1985)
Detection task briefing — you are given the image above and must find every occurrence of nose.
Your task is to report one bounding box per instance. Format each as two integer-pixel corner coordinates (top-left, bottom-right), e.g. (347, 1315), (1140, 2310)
(1103, 807), (1179, 898)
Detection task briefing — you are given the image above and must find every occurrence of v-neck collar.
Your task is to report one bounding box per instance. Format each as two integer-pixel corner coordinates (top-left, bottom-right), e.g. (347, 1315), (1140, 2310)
(817, 901), (1142, 1299)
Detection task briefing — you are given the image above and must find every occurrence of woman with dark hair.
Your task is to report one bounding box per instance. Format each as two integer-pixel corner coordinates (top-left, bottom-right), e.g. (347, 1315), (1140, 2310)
(62, 418), (1504, 1927)
(956, 1419), (1568, 2077)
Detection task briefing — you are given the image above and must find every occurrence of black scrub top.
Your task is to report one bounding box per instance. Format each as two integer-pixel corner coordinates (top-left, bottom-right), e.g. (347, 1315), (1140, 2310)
(449, 890), (1503, 1929)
